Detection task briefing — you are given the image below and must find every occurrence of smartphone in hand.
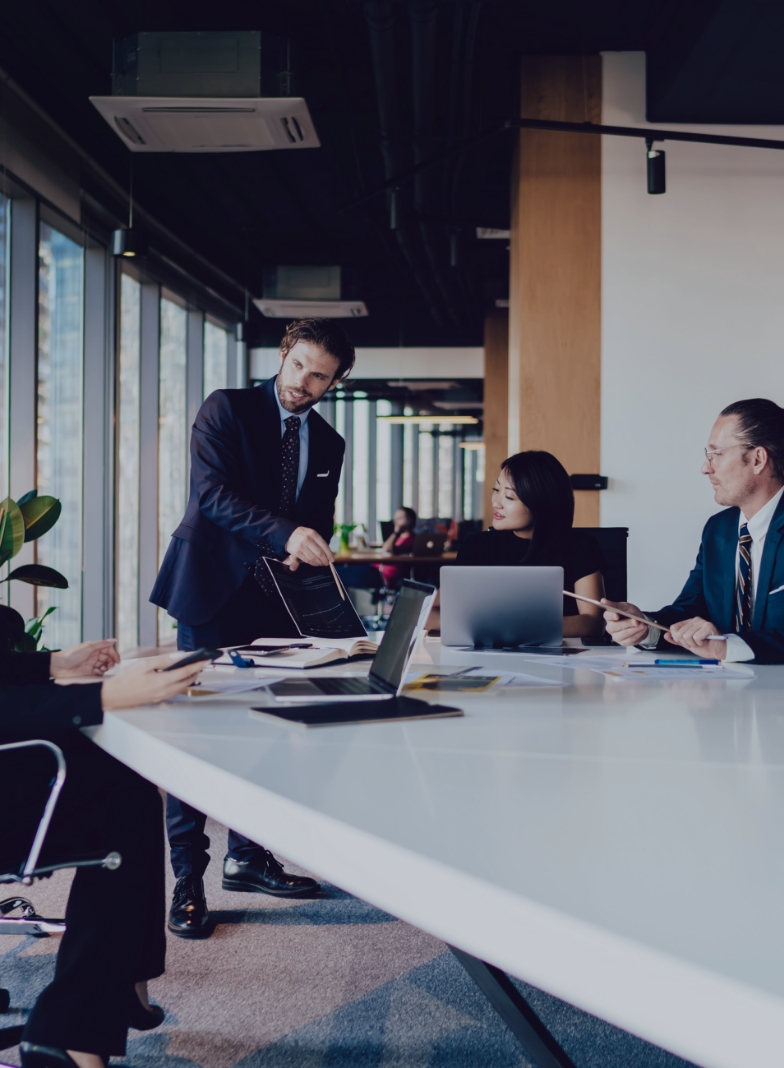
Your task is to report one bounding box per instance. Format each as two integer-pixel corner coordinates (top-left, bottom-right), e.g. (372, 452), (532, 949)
(161, 648), (222, 672)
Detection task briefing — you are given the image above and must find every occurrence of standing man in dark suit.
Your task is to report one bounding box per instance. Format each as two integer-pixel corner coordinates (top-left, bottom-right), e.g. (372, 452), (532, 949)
(151, 318), (353, 938)
(604, 398), (784, 663)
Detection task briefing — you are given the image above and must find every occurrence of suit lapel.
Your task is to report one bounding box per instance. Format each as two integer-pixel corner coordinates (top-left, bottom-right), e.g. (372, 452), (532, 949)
(752, 496), (784, 629)
(718, 510), (739, 632)
(296, 412), (331, 517)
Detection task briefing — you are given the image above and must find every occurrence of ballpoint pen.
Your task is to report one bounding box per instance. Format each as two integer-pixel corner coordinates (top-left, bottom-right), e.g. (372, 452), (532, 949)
(651, 659), (721, 666)
(705, 635), (730, 641)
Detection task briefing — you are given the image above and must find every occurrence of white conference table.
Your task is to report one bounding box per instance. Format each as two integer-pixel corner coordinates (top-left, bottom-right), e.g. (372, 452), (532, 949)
(90, 642), (784, 1068)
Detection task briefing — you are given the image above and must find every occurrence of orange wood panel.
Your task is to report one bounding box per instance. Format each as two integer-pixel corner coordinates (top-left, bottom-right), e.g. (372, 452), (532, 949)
(508, 56), (602, 527)
(482, 310), (509, 524)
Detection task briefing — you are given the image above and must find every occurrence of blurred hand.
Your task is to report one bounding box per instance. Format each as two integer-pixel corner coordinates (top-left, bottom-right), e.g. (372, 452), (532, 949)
(284, 526), (335, 571)
(50, 640), (120, 678)
(602, 599), (651, 646)
(100, 654), (209, 710)
(666, 617), (726, 658)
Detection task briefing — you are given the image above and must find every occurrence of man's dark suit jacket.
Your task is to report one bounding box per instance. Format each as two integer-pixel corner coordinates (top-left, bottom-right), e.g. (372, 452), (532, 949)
(650, 492), (784, 663)
(150, 376), (345, 627)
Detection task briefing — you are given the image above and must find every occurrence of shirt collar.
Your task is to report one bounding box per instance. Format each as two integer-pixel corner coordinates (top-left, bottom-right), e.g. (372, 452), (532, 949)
(274, 377), (311, 428)
(741, 485), (784, 540)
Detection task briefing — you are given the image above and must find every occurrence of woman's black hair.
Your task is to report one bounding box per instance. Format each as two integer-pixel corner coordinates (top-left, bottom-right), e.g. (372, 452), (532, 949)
(499, 451), (574, 561)
(396, 506), (417, 530)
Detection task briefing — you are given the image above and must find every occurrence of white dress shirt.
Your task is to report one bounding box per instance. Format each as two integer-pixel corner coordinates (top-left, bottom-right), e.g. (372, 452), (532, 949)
(274, 385), (310, 500)
(642, 485), (784, 660)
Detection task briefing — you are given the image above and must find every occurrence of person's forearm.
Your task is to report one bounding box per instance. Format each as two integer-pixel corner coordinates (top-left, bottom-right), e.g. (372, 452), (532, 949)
(563, 614), (604, 639)
(0, 680), (103, 737)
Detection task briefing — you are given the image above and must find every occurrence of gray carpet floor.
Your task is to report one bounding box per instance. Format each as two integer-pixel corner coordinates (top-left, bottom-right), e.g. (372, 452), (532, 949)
(1, 817), (698, 1068)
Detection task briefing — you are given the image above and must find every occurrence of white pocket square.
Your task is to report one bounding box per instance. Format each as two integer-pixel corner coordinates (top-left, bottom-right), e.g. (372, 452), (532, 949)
(317, 471), (329, 478)
(769, 585), (784, 596)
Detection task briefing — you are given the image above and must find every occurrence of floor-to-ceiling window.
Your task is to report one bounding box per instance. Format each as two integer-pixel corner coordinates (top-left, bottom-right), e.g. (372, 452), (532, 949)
(36, 221), (85, 648)
(203, 318), (229, 397)
(158, 292), (188, 644)
(0, 194), (9, 505)
(116, 272), (141, 652)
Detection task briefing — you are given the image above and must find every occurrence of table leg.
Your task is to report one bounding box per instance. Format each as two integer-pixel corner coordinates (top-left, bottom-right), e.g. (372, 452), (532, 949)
(448, 945), (577, 1068)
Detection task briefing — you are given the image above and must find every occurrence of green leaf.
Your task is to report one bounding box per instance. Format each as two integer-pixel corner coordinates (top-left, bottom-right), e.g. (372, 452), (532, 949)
(13, 632), (38, 652)
(4, 564), (68, 588)
(25, 605), (57, 643)
(20, 495), (61, 542)
(0, 499), (25, 560)
(16, 489), (38, 506)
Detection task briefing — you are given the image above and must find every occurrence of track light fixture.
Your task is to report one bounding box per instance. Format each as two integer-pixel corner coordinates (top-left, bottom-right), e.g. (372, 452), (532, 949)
(111, 157), (146, 256)
(646, 139), (666, 195)
(111, 227), (145, 257)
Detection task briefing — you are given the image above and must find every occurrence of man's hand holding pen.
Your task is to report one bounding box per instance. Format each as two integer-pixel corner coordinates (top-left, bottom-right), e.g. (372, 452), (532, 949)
(283, 526), (335, 571)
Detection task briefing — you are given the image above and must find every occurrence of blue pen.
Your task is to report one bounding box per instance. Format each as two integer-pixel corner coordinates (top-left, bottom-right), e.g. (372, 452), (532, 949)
(652, 659), (720, 666)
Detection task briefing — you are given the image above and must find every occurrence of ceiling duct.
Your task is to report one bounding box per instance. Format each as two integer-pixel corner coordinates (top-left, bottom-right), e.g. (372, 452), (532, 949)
(90, 31), (319, 153)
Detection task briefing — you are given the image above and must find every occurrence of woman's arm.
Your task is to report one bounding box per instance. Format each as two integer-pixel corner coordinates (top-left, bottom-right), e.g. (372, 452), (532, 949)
(562, 571), (606, 638)
(381, 531), (397, 553)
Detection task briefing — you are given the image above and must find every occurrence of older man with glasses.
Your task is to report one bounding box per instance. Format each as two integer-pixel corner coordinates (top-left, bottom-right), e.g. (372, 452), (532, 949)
(604, 398), (784, 663)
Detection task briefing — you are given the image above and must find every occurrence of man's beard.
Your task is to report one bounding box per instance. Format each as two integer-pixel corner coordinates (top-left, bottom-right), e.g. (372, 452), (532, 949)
(276, 379), (314, 414)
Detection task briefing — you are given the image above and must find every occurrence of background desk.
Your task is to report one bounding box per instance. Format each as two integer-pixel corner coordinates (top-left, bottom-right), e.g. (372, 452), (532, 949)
(91, 645), (784, 1068)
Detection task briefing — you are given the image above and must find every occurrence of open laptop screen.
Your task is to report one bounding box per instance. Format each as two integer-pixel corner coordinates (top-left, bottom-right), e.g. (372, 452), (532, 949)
(369, 580), (435, 693)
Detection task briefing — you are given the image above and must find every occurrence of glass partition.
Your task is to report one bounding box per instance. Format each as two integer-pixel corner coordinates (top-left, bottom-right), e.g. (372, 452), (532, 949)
(116, 273), (141, 652)
(203, 319), (229, 397)
(158, 294), (188, 644)
(37, 222), (85, 648)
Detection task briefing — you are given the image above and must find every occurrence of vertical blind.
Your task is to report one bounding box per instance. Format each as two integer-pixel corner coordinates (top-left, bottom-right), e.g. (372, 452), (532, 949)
(36, 222), (84, 650)
(116, 273), (142, 653)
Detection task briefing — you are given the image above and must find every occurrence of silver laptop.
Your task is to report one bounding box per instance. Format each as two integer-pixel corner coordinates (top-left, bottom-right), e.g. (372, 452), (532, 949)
(440, 566), (563, 648)
(269, 579), (436, 702)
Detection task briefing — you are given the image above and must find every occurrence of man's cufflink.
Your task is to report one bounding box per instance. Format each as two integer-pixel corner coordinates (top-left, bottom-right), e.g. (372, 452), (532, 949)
(317, 471), (329, 477)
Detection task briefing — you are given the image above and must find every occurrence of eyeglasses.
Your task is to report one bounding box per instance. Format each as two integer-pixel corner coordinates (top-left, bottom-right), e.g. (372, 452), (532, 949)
(703, 443), (755, 463)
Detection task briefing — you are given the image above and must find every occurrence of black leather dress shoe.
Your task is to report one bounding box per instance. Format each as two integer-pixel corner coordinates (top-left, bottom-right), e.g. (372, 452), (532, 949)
(167, 874), (212, 939)
(222, 850), (319, 897)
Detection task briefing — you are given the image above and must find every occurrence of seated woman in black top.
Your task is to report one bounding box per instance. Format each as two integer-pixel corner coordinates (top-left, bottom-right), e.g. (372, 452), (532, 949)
(429, 451), (606, 639)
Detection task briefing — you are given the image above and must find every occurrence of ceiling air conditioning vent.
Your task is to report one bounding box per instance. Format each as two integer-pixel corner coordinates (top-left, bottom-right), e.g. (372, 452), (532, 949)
(253, 299), (368, 319)
(89, 96), (319, 152)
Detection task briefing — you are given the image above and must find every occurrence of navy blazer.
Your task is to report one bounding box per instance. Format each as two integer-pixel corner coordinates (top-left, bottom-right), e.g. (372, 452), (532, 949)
(150, 377), (345, 627)
(650, 493), (784, 663)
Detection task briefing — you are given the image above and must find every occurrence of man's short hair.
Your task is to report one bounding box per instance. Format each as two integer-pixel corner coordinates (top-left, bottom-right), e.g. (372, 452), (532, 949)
(721, 398), (784, 481)
(280, 319), (355, 381)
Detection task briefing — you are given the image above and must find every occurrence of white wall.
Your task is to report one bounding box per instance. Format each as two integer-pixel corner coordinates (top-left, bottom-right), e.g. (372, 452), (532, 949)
(250, 346), (483, 382)
(601, 52), (784, 608)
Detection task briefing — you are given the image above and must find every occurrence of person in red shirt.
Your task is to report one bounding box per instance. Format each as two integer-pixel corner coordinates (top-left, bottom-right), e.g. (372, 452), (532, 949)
(379, 507), (417, 587)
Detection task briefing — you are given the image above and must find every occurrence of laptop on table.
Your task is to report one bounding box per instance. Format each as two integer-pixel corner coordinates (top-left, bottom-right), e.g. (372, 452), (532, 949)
(268, 579), (436, 702)
(440, 566), (565, 649)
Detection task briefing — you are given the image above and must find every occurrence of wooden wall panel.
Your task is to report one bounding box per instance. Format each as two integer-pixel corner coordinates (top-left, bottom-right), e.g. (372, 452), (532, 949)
(482, 310), (509, 524)
(508, 56), (602, 527)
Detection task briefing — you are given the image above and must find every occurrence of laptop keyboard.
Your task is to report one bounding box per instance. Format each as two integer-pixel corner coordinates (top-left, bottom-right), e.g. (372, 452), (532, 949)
(314, 677), (375, 695)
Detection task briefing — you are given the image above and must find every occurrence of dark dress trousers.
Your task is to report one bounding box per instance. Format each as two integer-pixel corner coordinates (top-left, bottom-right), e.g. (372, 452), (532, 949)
(0, 655), (165, 1058)
(649, 494), (784, 663)
(150, 376), (345, 877)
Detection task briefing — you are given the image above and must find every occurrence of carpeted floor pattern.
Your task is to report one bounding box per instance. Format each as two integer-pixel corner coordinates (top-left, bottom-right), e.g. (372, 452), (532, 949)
(1, 817), (698, 1068)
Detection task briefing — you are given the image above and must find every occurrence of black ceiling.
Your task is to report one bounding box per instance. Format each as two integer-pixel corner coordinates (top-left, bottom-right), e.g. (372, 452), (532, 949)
(1, 0), (778, 347)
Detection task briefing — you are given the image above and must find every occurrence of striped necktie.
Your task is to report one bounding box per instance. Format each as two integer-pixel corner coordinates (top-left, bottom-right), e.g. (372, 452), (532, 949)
(735, 522), (753, 632)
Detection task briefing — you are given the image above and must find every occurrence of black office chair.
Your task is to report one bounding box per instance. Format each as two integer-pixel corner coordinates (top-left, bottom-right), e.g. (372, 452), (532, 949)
(0, 740), (121, 1060)
(579, 527), (629, 644)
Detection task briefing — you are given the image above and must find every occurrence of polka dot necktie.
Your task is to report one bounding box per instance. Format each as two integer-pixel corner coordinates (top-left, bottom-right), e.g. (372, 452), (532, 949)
(254, 415), (301, 596)
(735, 523), (753, 632)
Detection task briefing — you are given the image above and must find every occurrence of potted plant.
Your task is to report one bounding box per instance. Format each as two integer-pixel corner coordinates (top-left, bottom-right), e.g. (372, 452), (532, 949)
(0, 491), (67, 651)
